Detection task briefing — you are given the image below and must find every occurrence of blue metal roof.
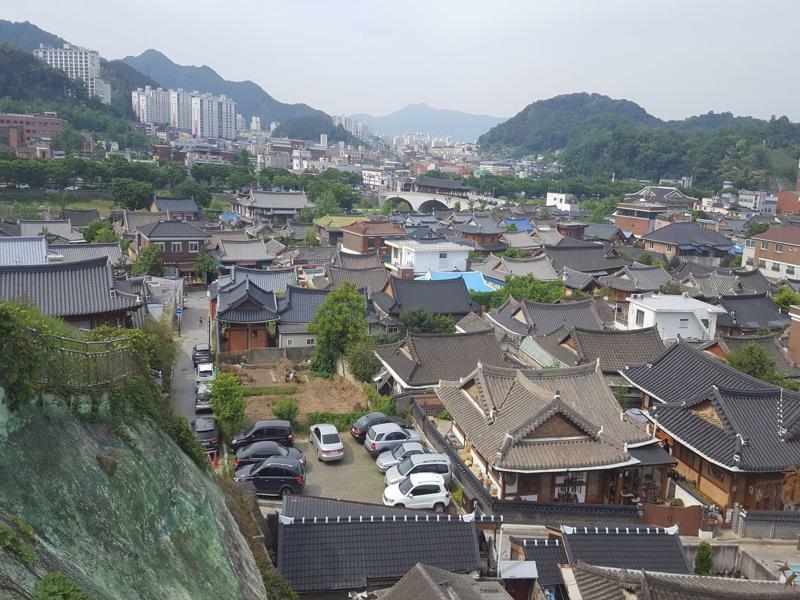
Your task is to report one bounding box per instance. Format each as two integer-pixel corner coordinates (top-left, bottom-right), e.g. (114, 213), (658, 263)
(416, 270), (494, 293)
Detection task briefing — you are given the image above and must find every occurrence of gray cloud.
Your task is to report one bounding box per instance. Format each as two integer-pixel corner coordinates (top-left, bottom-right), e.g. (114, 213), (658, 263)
(5, 0), (798, 120)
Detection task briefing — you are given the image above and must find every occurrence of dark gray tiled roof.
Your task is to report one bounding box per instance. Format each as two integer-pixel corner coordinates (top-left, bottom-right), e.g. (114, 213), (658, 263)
(621, 340), (774, 404)
(119, 210), (165, 234)
(376, 330), (507, 387)
(437, 363), (649, 472)
(333, 251), (383, 269)
(584, 223), (624, 241)
(455, 214), (505, 235)
(18, 219), (83, 242)
(478, 253), (558, 283)
(49, 243), (125, 265)
(290, 245), (337, 264)
(456, 312), (493, 333)
(719, 334), (800, 378)
(544, 240), (631, 274)
(519, 298), (604, 335)
(735, 268), (773, 294)
(277, 286), (333, 324)
(59, 208), (100, 228)
(560, 525), (691, 574)
(217, 239), (278, 262)
(520, 538), (566, 587)
(597, 265), (673, 293)
(485, 297), (531, 336)
(560, 266), (597, 290)
(216, 279), (278, 323)
(0, 221), (21, 236)
(567, 562), (800, 600)
(669, 258), (718, 280)
(717, 293), (790, 331)
(151, 196), (200, 213)
(571, 327), (665, 373)
(281, 496), (413, 519)
(624, 185), (697, 205)
(137, 220), (210, 239)
(651, 385), (800, 472)
(681, 272), (740, 298)
(502, 231), (541, 249)
(373, 277), (476, 317)
(212, 266), (296, 299)
(0, 257), (141, 317)
(377, 564), (512, 600)
(244, 190), (312, 210)
(0, 236), (47, 265)
(326, 266), (388, 294)
(415, 176), (471, 191)
(277, 518), (480, 592)
(642, 222), (732, 249)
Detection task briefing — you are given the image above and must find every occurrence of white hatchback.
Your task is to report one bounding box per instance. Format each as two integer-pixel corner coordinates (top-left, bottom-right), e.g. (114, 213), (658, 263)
(195, 362), (215, 384)
(383, 472), (450, 512)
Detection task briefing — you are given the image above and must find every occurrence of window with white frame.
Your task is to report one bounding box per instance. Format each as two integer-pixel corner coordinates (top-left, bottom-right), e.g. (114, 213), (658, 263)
(772, 262), (780, 271)
(788, 266), (796, 275)
(776, 243), (783, 253)
(635, 309), (645, 327)
(306, 338), (314, 345)
(171, 241), (182, 253)
(188, 241), (199, 253)
(759, 259), (767, 268)
(286, 339), (293, 346)
(761, 241), (769, 250)
(154, 242), (165, 251)
(679, 318), (689, 329)
(745, 239), (755, 248)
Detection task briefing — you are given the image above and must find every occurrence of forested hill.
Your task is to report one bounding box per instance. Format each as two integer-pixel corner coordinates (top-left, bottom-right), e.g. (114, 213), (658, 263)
(479, 92), (800, 190)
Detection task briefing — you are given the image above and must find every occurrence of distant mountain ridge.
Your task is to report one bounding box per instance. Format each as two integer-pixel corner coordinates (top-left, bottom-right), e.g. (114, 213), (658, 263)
(351, 103), (505, 141)
(122, 49), (325, 125)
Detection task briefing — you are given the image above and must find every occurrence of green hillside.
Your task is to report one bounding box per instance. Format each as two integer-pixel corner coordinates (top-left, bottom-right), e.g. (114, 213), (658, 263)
(479, 92), (800, 189)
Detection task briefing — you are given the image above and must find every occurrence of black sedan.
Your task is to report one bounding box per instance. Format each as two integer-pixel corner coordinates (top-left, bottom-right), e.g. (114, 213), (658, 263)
(234, 456), (305, 496)
(349, 412), (405, 443)
(234, 440), (305, 469)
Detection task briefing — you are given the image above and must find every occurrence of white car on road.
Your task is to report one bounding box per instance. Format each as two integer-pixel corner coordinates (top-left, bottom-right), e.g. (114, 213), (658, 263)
(309, 423), (344, 462)
(195, 362), (215, 384)
(383, 473), (450, 512)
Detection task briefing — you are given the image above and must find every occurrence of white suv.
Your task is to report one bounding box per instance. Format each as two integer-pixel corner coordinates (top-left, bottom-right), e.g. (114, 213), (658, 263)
(196, 362), (215, 384)
(383, 473), (450, 512)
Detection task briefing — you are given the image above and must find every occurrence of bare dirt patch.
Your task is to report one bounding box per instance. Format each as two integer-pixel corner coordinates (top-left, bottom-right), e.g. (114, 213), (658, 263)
(241, 366), (367, 422)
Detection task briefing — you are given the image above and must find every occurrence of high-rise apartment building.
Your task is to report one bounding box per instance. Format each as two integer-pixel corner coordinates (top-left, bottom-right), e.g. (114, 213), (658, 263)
(191, 94), (236, 139)
(250, 116), (261, 131)
(131, 86), (171, 125)
(33, 44), (111, 104)
(169, 89), (193, 131)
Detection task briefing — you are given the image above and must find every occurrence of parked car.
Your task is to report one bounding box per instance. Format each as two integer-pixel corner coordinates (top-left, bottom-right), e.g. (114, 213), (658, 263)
(16, 183), (30, 189)
(195, 362), (215, 384)
(233, 456), (305, 496)
(192, 343), (211, 366)
(384, 453), (451, 486)
(234, 440), (305, 469)
(308, 424), (344, 462)
(350, 412), (405, 443)
(195, 382), (212, 412)
(376, 441), (427, 472)
(191, 416), (220, 451)
(364, 423), (421, 457)
(230, 419), (294, 452)
(383, 473), (450, 512)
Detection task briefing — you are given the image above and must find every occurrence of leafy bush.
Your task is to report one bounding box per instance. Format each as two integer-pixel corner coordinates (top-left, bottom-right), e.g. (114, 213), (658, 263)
(694, 540), (712, 576)
(273, 396), (300, 424)
(242, 385), (297, 397)
(33, 573), (94, 600)
(362, 384), (395, 415)
(438, 409), (452, 421)
(261, 568), (297, 600)
(451, 485), (464, 507)
(210, 373), (248, 444)
(346, 338), (382, 383)
(306, 411), (364, 431)
(11, 515), (36, 542)
(0, 523), (36, 567)
(670, 498), (685, 507)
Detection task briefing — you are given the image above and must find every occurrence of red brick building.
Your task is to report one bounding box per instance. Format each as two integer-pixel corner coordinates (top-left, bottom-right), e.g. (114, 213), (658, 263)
(340, 220), (406, 257)
(0, 112), (65, 142)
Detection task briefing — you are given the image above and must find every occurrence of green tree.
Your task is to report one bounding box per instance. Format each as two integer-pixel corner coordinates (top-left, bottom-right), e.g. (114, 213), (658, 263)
(210, 372), (247, 443)
(453, 200), (462, 212)
(52, 127), (85, 154)
(660, 281), (683, 295)
(226, 166), (255, 192)
(694, 541), (712, 576)
(174, 179), (212, 208)
(346, 337), (382, 382)
(774, 285), (800, 312)
(83, 219), (116, 243)
(470, 274), (565, 309)
(314, 190), (340, 218)
(192, 248), (219, 283)
(379, 200), (393, 215)
(131, 245), (164, 276)
(505, 222), (518, 232)
(111, 177), (154, 210)
(745, 222), (769, 239)
(33, 572), (95, 600)
(234, 149), (251, 167)
(309, 282), (368, 375)
(161, 162), (187, 189)
(638, 251), (658, 266)
(398, 307), (456, 335)
(303, 227), (320, 247)
(273, 396), (299, 425)
(726, 342), (780, 383)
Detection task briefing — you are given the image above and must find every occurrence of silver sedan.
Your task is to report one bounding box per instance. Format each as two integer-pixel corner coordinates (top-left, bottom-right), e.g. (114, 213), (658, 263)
(309, 423), (344, 462)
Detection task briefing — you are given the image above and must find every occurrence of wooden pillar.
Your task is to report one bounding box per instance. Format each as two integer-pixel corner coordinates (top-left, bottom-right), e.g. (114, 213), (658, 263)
(614, 471), (623, 505)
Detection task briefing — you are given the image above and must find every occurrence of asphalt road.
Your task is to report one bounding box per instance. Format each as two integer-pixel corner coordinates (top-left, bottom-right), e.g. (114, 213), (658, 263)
(170, 288), (212, 421)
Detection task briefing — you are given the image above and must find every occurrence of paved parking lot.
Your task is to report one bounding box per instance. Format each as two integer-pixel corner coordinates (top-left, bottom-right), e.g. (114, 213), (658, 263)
(296, 433), (387, 502)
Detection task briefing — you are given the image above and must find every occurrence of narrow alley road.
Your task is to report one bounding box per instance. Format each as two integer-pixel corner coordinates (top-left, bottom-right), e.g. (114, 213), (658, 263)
(171, 288), (211, 421)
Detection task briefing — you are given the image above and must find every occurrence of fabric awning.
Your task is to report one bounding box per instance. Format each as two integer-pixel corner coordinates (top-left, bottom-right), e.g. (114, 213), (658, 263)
(629, 443), (677, 466)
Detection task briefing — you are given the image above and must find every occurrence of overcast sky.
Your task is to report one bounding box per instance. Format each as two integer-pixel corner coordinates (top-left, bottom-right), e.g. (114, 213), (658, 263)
(5, 0), (798, 121)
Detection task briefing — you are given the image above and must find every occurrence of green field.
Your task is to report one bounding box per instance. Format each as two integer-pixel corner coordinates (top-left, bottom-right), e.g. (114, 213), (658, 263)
(0, 196), (115, 220)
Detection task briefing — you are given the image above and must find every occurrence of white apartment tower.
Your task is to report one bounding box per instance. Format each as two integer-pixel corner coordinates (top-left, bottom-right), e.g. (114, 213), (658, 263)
(191, 94), (236, 139)
(169, 89), (192, 130)
(250, 116), (261, 131)
(34, 43), (111, 104)
(131, 86), (171, 125)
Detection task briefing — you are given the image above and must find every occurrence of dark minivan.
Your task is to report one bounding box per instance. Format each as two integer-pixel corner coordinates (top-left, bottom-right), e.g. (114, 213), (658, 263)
(350, 412), (403, 443)
(191, 417), (220, 451)
(230, 419), (294, 452)
(234, 456), (305, 496)
(234, 440), (305, 469)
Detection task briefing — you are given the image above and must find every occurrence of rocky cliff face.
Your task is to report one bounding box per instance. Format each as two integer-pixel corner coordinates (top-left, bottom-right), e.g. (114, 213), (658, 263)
(0, 390), (266, 599)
